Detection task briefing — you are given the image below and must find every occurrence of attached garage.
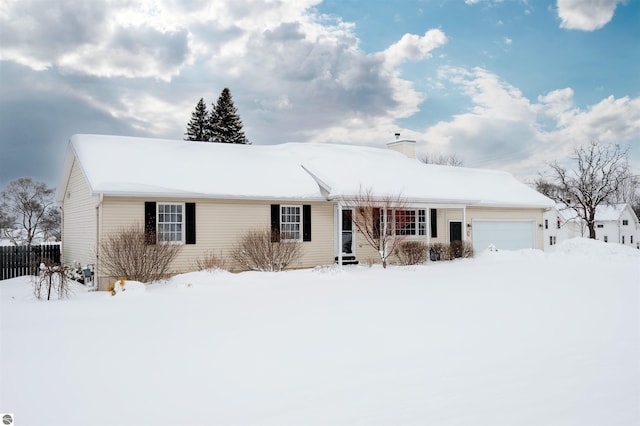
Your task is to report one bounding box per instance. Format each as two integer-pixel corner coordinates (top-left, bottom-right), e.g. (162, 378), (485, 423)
(472, 220), (536, 253)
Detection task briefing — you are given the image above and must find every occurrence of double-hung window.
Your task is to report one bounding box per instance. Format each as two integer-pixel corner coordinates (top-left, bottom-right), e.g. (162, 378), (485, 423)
(395, 210), (416, 236)
(280, 205), (301, 241)
(377, 209), (426, 236)
(157, 203), (184, 243)
(418, 209), (426, 236)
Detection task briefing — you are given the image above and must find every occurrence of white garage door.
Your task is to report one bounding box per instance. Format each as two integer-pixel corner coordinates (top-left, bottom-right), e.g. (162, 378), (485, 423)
(472, 221), (535, 253)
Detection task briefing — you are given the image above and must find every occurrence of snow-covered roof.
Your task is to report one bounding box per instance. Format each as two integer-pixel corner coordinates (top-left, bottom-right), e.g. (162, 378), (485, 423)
(550, 203), (637, 223)
(58, 134), (554, 208)
(595, 204), (630, 222)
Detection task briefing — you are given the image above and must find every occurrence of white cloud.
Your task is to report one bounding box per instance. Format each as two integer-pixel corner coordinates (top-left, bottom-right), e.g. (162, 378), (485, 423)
(420, 67), (640, 180)
(381, 29), (448, 65)
(504, 37), (513, 45)
(551, 95), (640, 145)
(0, 0), (450, 146)
(556, 0), (625, 31)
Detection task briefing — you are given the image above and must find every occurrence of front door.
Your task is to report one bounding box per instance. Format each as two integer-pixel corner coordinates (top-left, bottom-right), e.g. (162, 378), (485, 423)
(342, 209), (354, 255)
(450, 221), (462, 243)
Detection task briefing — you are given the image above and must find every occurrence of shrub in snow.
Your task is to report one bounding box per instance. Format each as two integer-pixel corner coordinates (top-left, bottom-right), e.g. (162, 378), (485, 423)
(231, 227), (302, 272)
(427, 243), (449, 261)
(427, 242), (474, 261)
(397, 241), (427, 265)
(33, 260), (71, 300)
(194, 250), (227, 271)
(449, 240), (474, 259)
(99, 225), (182, 283)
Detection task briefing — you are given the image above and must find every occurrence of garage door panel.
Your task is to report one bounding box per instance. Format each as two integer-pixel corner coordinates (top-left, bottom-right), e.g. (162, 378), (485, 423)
(472, 221), (535, 253)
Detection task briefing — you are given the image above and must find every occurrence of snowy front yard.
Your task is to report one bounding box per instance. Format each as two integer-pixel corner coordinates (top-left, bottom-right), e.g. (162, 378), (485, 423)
(1, 239), (639, 426)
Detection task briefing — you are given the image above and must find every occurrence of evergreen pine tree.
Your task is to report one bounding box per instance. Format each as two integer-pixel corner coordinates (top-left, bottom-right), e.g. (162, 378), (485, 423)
(208, 88), (249, 144)
(185, 98), (209, 141)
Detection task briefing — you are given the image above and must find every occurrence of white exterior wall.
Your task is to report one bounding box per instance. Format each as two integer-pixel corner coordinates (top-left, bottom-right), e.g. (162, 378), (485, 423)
(595, 207), (640, 248)
(543, 208), (582, 250)
(60, 159), (100, 271)
(545, 205), (640, 250)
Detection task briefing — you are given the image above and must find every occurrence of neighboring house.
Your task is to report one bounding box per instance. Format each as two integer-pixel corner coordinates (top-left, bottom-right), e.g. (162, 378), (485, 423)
(57, 134), (554, 289)
(544, 203), (640, 250)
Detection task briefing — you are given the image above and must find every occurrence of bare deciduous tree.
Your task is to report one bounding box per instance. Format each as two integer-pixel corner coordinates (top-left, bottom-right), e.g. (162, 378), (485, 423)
(539, 141), (633, 239)
(0, 177), (58, 246)
(420, 153), (464, 167)
(343, 188), (410, 268)
(99, 225), (182, 283)
(40, 206), (61, 241)
(609, 172), (640, 217)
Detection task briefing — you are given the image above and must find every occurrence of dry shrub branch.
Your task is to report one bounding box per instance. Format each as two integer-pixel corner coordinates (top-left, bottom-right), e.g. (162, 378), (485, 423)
(99, 225), (182, 283)
(232, 227), (302, 271)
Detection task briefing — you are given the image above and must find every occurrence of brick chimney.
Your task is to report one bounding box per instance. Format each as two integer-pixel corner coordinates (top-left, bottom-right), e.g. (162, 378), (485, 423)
(386, 133), (416, 159)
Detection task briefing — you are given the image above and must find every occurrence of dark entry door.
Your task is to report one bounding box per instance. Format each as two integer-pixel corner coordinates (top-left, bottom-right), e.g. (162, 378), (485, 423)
(450, 221), (462, 243)
(342, 209), (354, 255)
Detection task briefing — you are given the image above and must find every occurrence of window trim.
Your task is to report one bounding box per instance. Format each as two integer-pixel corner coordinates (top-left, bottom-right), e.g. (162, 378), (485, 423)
(280, 204), (302, 242)
(394, 209), (417, 236)
(157, 202), (185, 244)
(378, 209), (427, 237)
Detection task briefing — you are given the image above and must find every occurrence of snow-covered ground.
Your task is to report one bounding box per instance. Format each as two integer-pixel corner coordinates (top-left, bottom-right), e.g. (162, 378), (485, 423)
(1, 238), (638, 426)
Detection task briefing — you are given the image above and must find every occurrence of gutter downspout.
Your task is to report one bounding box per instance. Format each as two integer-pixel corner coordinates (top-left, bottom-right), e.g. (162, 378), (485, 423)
(93, 193), (103, 291)
(337, 202), (343, 266)
(462, 206), (467, 243)
(426, 207), (431, 246)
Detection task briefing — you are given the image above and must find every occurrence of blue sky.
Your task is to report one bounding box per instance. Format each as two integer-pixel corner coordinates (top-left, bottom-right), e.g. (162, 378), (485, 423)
(0, 0), (638, 189)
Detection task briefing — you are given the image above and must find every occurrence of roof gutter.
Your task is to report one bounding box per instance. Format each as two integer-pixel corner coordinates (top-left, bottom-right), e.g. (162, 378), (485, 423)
(89, 190), (329, 203)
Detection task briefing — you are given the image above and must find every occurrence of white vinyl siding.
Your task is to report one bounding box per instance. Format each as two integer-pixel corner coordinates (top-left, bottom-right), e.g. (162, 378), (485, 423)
(97, 198), (334, 287)
(60, 159), (99, 270)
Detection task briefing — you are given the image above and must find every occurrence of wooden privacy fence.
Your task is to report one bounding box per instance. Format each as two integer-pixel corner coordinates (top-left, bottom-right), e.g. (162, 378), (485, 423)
(0, 244), (61, 280)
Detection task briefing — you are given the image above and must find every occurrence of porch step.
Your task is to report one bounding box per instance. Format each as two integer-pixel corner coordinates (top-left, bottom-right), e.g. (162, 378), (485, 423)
(335, 256), (359, 265)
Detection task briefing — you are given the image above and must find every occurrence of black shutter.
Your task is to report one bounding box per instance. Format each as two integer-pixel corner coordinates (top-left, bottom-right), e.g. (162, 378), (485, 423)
(185, 203), (196, 244)
(430, 208), (438, 238)
(271, 204), (280, 242)
(145, 202), (157, 245)
(302, 205), (311, 242)
(373, 208), (381, 239)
